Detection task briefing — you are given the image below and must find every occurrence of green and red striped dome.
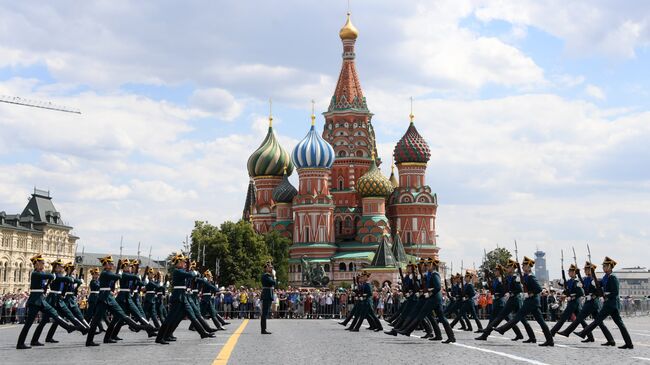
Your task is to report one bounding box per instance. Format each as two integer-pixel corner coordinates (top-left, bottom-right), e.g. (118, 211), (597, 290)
(393, 121), (430, 164)
(247, 126), (294, 177)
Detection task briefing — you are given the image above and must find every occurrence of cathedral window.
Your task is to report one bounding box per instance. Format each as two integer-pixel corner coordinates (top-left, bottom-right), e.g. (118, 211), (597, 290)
(339, 262), (347, 272)
(406, 232), (412, 243)
(338, 150), (347, 157)
(324, 264), (330, 272)
(304, 227), (310, 241)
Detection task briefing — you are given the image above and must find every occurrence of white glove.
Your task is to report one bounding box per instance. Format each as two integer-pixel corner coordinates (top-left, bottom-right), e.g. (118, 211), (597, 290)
(165, 281), (170, 287)
(144, 278), (149, 285)
(118, 270), (123, 275)
(80, 279), (85, 285)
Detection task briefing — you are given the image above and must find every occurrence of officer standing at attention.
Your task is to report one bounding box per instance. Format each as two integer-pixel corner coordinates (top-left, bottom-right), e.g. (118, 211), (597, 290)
(261, 261), (276, 334)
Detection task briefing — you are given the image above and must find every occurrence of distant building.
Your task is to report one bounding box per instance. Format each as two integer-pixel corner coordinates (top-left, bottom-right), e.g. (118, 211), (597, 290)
(597, 267), (650, 299)
(0, 189), (79, 294)
(75, 252), (167, 279)
(534, 250), (549, 284)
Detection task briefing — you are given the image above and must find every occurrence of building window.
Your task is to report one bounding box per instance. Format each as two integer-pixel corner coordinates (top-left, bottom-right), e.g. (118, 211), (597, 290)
(406, 232), (412, 243)
(349, 262), (355, 271)
(338, 179), (344, 190)
(356, 150), (364, 157)
(338, 150), (347, 157)
(339, 263), (347, 272)
(324, 264), (330, 272)
(304, 227), (310, 241)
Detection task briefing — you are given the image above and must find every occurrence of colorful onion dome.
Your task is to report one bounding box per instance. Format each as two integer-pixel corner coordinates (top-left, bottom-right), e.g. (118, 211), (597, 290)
(393, 115), (431, 164)
(339, 12), (359, 40)
(292, 114), (335, 169)
(247, 119), (294, 177)
(272, 167), (297, 203)
(357, 157), (394, 198)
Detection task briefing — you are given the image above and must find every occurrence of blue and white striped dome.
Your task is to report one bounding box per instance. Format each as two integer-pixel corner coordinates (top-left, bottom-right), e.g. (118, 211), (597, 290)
(292, 124), (335, 169)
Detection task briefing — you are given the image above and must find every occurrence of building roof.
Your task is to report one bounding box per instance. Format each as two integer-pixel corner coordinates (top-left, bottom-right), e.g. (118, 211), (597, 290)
(76, 252), (165, 269)
(391, 232), (408, 264)
(331, 251), (374, 260)
(369, 235), (396, 268)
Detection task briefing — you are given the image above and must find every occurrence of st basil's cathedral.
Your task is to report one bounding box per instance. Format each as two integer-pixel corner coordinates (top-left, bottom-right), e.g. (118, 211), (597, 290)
(244, 13), (438, 286)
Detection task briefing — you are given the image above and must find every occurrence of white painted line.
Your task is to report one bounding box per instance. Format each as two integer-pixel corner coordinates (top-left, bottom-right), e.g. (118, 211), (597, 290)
(0, 325), (19, 330)
(631, 332), (650, 337)
(631, 357), (650, 362)
(451, 342), (550, 365)
(555, 344), (578, 349)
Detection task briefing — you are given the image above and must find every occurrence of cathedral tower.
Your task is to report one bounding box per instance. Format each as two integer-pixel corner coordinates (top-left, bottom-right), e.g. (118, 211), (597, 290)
(322, 13), (379, 241)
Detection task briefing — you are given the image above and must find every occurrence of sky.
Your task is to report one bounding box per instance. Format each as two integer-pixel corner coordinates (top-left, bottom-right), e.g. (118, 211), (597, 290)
(0, 0), (648, 278)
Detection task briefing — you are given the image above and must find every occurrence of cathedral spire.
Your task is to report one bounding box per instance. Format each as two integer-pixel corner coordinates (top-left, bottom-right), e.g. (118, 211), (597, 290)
(328, 12), (367, 113)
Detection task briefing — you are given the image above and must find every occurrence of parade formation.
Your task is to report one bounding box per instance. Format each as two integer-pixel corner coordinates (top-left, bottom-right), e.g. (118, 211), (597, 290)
(6, 9), (642, 362)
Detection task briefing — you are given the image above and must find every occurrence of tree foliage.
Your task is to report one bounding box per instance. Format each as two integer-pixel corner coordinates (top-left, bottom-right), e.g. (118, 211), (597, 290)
(185, 220), (290, 288)
(479, 247), (513, 273)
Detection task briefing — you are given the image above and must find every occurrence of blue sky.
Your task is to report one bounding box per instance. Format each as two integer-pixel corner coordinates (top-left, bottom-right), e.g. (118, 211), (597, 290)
(0, 0), (648, 277)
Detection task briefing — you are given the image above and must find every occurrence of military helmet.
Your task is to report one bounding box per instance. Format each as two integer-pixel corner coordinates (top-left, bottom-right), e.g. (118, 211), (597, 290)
(30, 253), (44, 264)
(602, 256), (617, 267)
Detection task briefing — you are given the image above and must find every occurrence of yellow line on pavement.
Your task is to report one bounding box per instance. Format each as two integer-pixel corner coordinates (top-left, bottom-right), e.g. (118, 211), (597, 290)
(212, 320), (249, 365)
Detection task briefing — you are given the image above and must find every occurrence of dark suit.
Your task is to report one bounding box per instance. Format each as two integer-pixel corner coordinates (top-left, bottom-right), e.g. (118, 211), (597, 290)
(261, 272), (275, 332)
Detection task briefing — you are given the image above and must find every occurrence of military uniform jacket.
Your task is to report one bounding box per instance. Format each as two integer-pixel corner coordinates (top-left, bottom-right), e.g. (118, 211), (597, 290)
(98, 270), (122, 301)
(170, 268), (196, 302)
(198, 278), (218, 300)
(49, 273), (73, 296)
(144, 280), (159, 304)
(62, 275), (82, 297)
(523, 273), (542, 296)
(451, 283), (462, 300)
(261, 272), (276, 302)
(402, 275), (415, 294)
(28, 270), (55, 306)
(362, 282), (373, 304)
(492, 277), (506, 299)
(564, 277), (584, 301)
(427, 272), (443, 302)
(600, 273), (621, 310)
(117, 272), (139, 300)
(463, 282), (476, 300)
(88, 279), (100, 304)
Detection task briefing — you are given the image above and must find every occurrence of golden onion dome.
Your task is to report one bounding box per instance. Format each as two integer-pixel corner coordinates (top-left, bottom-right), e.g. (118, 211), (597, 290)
(357, 157), (394, 198)
(339, 12), (359, 40)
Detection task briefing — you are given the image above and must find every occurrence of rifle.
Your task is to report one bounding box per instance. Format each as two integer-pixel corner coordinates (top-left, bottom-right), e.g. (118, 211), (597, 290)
(416, 263), (426, 291)
(483, 248), (493, 293)
(443, 265), (451, 296)
(397, 266), (406, 294)
(561, 249), (567, 292)
(572, 247), (583, 285)
(587, 244), (603, 297)
(514, 240), (527, 292)
(142, 266), (150, 282)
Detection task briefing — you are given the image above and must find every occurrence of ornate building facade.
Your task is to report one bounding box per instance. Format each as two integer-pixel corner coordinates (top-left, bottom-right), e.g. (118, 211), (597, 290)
(0, 189), (79, 294)
(245, 14), (439, 286)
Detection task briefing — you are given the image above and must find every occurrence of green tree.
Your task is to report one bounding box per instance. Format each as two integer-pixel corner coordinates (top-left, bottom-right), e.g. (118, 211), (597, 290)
(263, 231), (290, 288)
(479, 247), (513, 273)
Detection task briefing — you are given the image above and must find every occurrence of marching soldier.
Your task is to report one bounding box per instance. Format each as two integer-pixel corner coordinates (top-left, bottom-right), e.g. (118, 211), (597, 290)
(31, 258), (88, 345)
(131, 260), (147, 319)
(86, 256), (153, 346)
(16, 254), (76, 349)
(476, 262), (532, 342)
(340, 273), (362, 328)
(198, 269), (225, 331)
(385, 262), (419, 333)
(494, 256), (554, 347)
(574, 257), (634, 349)
(261, 261), (276, 334)
(108, 259), (157, 342)
(144, 268), (162, 329)
(155, 271), (168, 323)
(85, 268), (101, 332)
(187, 261), (219, 333)
(452, 271), (483, 332)
(557, 261), (615, 345)
(155, 253), (215, 344)
(63, 262), (90, 328)
(549, 264), (593, 341)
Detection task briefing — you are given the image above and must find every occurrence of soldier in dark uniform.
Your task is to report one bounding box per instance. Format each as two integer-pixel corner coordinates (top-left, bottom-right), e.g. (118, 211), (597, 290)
(575, 257), (634, 349)
(390, 259), (435, 338)
(85, 268), (107, 333)
(453, 271), (483, 332)
(495, 256), (554, 347)
(155, 271), (168, 323)
(351, 270), (383, 332)
(31, 258), (88, 345)
(260, 261), (276, 334)
(109, 259), (157, 342)
(130, 260), (147, 319)
(385, 262), (419, 333)
(549, 264), (593, 341)
(340, 273), (362, 328)
(447, 273), (470, 331)
(187, 262), (218, 333)
(155, 253), (215, 344)
(476, 263), (528, 341)
(86, 256), (153, 346)
(144, 268), (162, 329)
(557, 261), (615, 345)
(16, 254), (76, 349)
(198, 269), (225, 331)
(396, 258), (455, 343)
(62, 262), (90, 327)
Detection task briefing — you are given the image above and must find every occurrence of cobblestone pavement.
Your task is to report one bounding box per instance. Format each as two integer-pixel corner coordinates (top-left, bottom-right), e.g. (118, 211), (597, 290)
(2, 317), (650, 364)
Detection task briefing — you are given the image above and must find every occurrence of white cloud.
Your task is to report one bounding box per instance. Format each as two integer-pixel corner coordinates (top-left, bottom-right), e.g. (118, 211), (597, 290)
(584, 84), (606, 100)
(189, 88), (242, 121)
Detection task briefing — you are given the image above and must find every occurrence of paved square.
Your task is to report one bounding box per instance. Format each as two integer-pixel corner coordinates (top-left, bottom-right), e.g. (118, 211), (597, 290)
(2, 317), (650, 364)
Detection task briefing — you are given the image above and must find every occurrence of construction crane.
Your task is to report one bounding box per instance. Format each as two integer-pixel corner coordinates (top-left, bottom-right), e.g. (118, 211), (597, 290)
(0, 94), (81, 114)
